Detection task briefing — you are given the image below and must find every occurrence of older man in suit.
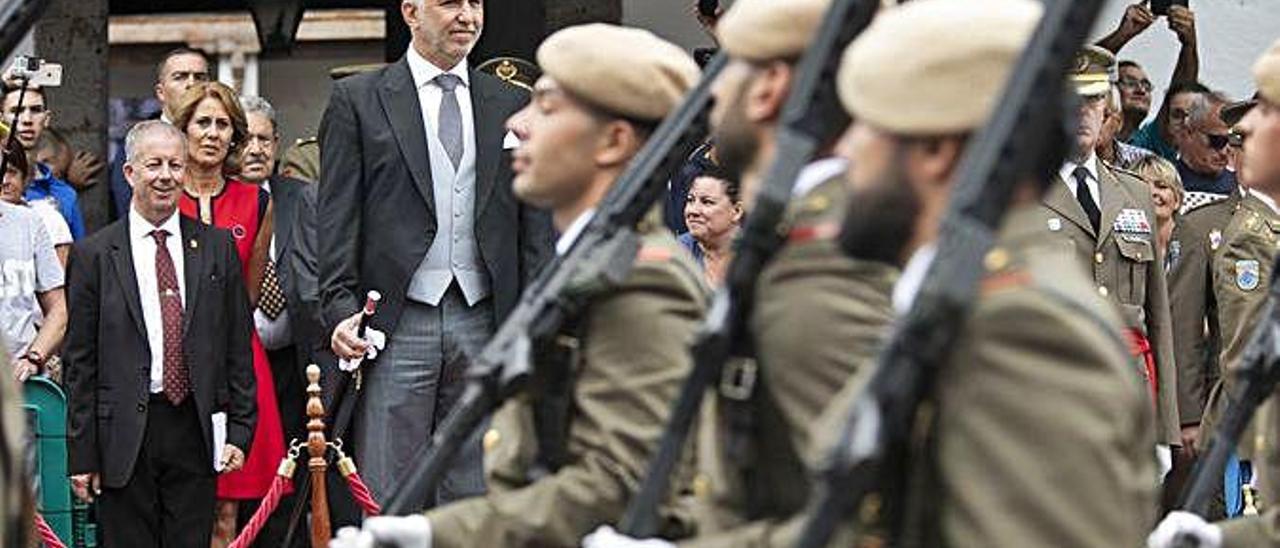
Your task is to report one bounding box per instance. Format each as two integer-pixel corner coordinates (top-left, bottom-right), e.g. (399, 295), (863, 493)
(64, 120), (257, 547)
(320, 0), (552, 508)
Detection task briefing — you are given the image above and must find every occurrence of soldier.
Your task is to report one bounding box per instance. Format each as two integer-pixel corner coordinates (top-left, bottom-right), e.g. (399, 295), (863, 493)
(329, 23), (706, 548)
(475, 57), (540, 93)
(585, 0), (897, 546)
(278, 64), (386, 185)
(1040, 45), (1182, 459)
(1148, 37), (1280, 548)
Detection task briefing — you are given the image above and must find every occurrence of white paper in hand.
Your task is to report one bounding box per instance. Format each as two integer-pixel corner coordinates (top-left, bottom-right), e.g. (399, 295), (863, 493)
(212, 412), (227, 472)
(338, 327), (387, 372)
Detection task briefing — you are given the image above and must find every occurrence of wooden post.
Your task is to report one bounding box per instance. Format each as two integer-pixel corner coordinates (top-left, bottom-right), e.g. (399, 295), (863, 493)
(306, 364), (331, 547)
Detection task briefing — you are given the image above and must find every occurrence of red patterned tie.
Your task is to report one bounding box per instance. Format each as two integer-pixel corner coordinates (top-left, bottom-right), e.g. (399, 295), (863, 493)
(152, 229), (189, 405)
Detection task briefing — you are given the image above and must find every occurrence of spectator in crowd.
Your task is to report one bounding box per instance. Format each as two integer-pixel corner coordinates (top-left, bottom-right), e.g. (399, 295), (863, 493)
(665, 142), (715, 234)
(1096, 3), (1200, 142)
(1098, 86), (1155, 170)
(36, 127), (104, 191)
(2, 84), (85, 239)
(109, 47), (210, 220)
(171, 81), (287, 545)
(1135, 80), (1212, 164)
(64, 121), (255, 548)
(1132, 155), (1185, 261)
(1, 139), (71, 266)
(1175, 91), (1237, 195)
(678, 162), (741, 286)
(236, 94), (321, 547)
(0, 143), (65, 382)
(322, 0), (553, 508)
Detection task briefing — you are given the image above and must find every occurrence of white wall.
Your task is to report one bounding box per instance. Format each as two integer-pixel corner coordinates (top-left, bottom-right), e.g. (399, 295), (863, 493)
(623, 0), (1277, 102)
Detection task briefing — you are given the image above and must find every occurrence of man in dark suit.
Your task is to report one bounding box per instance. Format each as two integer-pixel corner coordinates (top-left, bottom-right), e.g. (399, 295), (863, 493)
(64, 120), (257, 547)
(321, 0), (551, 508)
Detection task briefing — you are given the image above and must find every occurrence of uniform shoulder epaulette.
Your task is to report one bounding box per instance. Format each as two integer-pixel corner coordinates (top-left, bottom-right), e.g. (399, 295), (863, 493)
(978, 247), (1031, 295)
(293, 136), (317, 146)
(636, 244), (674, 263)
(787, 221), (840, 244)
(785, 178), (845, 243)
(1106, 163), (1144, 182)
(1180, 191), (1231, 216)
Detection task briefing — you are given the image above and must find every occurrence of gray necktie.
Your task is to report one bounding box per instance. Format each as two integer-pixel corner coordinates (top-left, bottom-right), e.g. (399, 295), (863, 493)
(435, 73), (464, 169)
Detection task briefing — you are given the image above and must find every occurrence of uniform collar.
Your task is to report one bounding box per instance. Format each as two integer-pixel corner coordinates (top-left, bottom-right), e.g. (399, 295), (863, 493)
(555, 209), (596, 256)
(406, 45), (470, 91)
(1059, 152), (1099, 185)
(1249, 189), (1280, 216)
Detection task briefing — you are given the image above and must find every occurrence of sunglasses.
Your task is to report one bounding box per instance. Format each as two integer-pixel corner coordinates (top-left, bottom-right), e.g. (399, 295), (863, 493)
(1203, 131), (1230, 151)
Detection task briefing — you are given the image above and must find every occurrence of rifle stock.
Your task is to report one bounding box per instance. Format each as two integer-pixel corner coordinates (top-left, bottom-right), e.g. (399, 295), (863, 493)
(617, 0), (877, 537)
(793, 1), (1104, 546)
(379, 54), (727, 515)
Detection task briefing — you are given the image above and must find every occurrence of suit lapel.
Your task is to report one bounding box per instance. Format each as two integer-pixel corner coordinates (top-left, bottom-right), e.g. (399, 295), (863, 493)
(1042, 174), (1096, 238)
(1097, 166), (1125, 249)
(270, 177), (296, 257)
(180, 217), (203, 334)
(378, 59), (436, 215)
(471, 71), (504, 219)
(107, 220), (147, 338)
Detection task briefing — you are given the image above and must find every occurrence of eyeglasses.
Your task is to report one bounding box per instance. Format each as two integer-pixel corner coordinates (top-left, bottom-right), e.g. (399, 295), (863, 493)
(1117, 77), (1153, 93)
(1203, 131), (1230, 151)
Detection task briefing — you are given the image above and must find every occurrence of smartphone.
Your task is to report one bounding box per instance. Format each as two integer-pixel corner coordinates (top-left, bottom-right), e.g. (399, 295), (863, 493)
(698, 0), (720, 18)
(1151, 0), (1188, 16)
(5, 56), (63, 87)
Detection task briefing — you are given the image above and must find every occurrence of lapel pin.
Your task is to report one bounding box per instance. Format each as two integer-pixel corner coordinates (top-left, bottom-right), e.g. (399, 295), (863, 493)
(1047, 218), (1062, 232)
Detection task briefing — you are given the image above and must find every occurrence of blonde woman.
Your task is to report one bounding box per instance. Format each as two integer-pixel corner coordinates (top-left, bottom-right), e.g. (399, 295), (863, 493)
(1131, 155), (1185, 262)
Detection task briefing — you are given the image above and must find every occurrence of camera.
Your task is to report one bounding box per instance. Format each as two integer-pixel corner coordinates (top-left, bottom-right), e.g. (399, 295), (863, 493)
(5, 56), (62, 87)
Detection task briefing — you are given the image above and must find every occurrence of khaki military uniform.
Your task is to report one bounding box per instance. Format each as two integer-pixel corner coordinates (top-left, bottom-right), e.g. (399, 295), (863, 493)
(279, 137), (319, 184)
(680, 177), (897, 547)
(1199, 194), (1280, 451)
(1168, 192), (1241, 426)
(425, 228), (708, 548)
(1041, 163), (1180, 446)
(1218, 397), (1280, 545)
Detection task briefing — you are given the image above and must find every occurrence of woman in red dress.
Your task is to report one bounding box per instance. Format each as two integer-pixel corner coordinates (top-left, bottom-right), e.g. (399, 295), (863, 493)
(170, 81), (288, 547)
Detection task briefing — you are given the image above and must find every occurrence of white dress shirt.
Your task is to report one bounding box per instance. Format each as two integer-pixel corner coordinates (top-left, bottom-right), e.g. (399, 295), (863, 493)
(1058, 153), (1102, 204)
(555, 209), (597, 256)
(406, 46), (476, 165)
(129, 206), (186, 393)
(893, 244), (936, 315)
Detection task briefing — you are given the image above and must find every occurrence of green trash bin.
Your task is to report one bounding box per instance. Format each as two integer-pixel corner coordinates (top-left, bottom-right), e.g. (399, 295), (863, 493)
(24, 376), (96, 547)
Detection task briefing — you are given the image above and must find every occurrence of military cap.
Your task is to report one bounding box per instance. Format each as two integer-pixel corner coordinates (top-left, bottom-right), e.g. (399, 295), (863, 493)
(717, 0), (830, 62)
(1068, 45), (1116, 96)
(1221, 92), (1258, 127)
(537, 23), (700, 122)
(477, 56), (541, 92)
(328, 63), (386, 81)
(837, 0), (1042, 136)
(1253, 38), (1280, 104)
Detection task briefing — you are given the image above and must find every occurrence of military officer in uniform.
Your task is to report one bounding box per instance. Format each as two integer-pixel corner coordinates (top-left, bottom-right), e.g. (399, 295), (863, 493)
(584, 1), (897, 546)
(1149, 37), (1280, 548)
(329, 24), (706, 548)
(826, 2), (1158, 545)
(1040, 45), (1181, 459)
(279, 64), (387, 185)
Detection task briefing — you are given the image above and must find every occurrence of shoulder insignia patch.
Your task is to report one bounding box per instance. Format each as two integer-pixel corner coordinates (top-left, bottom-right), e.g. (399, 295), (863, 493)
(1209, 229), (1222, 251)
(980, 270), (1031, 295)
(636, 245), (673, 263)
(789, 221), (840, 244)
(1236, 259), (1261, 291)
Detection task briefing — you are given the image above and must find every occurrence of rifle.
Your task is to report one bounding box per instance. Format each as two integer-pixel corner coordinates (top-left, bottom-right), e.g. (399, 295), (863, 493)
(378, 53), (728, 515)
(793, 1), (1103, 546)
(617, 0), (876, 537)
(1177, 254), (1280, 521)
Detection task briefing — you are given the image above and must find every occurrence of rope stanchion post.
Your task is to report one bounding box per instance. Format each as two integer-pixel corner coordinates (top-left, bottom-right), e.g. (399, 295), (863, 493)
(334, 441), (381, 517)
(305, 364), (332, 547)
(228, 450), (297, 548)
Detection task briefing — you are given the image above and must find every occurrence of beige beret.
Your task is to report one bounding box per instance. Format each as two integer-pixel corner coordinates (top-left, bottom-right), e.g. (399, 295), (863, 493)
(1254, 39), (1280, 105)
(537, 24), (700, 122)
(717, 0), (831, 62)
(837, 0), (1042, 135)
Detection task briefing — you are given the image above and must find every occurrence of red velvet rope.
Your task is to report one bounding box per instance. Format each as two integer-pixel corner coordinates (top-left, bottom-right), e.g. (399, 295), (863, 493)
(344, 471), (382, 517)
(34, 511), (66, 548)
(229, 473), (293, 548)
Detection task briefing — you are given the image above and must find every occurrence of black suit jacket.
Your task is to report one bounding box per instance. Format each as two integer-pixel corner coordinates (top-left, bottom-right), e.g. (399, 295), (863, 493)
(317, 59), (553, 336)
(64, 215), (257, 488)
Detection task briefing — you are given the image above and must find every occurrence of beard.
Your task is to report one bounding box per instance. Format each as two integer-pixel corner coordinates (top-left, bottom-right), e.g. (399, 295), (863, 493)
(838, 153), (920, 266)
